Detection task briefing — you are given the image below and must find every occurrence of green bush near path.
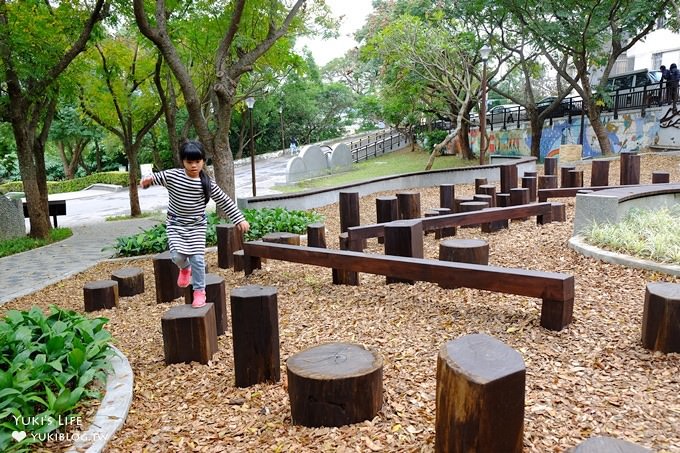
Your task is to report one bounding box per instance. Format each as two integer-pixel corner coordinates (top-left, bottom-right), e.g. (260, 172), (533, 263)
(0, 172), (130, 195)
(0, 229), (72, 258)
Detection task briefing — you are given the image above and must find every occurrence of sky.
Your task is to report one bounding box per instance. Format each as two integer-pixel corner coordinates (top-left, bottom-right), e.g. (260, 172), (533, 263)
(295, 1), (374, 66)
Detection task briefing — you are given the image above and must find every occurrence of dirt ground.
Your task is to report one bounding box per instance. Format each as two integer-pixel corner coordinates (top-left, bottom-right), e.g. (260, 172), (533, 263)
(3, 153), (680, 452)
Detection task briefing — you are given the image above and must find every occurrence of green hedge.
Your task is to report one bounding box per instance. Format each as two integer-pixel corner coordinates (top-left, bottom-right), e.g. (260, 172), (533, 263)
(0, 172), (130, 195)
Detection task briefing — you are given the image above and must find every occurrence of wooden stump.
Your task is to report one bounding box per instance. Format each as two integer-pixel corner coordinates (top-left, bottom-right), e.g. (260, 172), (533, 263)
(500, 164), (518, 194)
(396, 191), (421, 220)
(240, 249), (262, 276)
(521, 176), (537, 202)
(184, 273), (228, 336)
(477, 184), (497, 206)
(384, 219), (423, 284)
(641, 282), (680, 353)
(432, 208), (455, 238)
(333, 233), (360, 285)
(453, 196), (474, 213)
(538, 175), (558, 190)
(339, 191), (360, 234)
(161, 304), (218, 365)
(474, 178), (488, 194)
(567, 436), (652, 452)
(438, 239), (489, 289)
(439, 184), (455, 211)
(459, 201), (488, 228)
(435, 333), (525, 453)
(376, 196), (398, 244)
(567, 169), (584, 188)
(153, 251), (183, 304)
(263, 231), (300, 245)
(523, 171), (537, 178)
(306, 222), (327, 248)
(591, 160), (610, 187)
(110, 267), (144, 297)
(560, 165), (576, 188)
(83, 280), (119, 312)
(620, 152), (640, 185)
(652, 171), (670, 184)
(495, 193), (510, 207)
(551, 202), (567, 222)
(510, 188), (530, 221)
(230, 285), (281, 387)
(543, 157), (558, 176)
(217, 223), (243, 269)
(287, 342), (383, 428)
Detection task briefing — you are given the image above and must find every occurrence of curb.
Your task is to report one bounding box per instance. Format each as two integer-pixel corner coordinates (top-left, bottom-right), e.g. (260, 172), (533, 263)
(568, 235), (680, 276)
(66, 345), (134, 453)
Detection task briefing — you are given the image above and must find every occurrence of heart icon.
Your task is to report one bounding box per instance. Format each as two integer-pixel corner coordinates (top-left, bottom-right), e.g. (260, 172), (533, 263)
(11, 431), (27, 442)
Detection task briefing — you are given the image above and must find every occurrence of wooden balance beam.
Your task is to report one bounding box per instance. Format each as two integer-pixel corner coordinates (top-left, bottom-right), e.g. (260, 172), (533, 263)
(347, 202), (554, 242)
(242, 241), (574, 331)
(537, 185), (622, 202)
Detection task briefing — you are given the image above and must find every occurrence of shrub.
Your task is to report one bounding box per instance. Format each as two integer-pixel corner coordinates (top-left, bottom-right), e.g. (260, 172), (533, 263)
(418, 129), (449, 153)
(0, 306), (114, 452)
(0, 172), (130, 195)
(0, 229), (73, 259)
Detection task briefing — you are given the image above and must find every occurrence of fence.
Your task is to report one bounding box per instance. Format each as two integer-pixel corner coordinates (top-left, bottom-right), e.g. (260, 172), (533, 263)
(348, 128), (410, 163)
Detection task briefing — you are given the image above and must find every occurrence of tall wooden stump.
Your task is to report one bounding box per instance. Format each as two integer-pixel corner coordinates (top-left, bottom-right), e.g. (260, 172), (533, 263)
(339, 191), (361, 233)
(376, 196), (398, 244)
(620, 152), (640, 185)
(496, 193), (510, 207)
(153, 251), (183, 304)
(477, 184), (497, 206)
(560, 165), (576, 188)
(230, 285), (280, 387)
(567, 169), (584, 188)
(83, 280), (119, 312)
(439, 239), (488, 289)
(543, 157), (558, 176)
(521, 176), (537, 202)
(474, 178), (488, 194)
(652, 171), (670, 184)
(591, 160), (610, 187)
(453, 197), (474, 213)
(567, 436), (652, 452)
(500, 164), (518, 194)
(161, 304), (218, 365)
(287, 342), (383, 427)
(436, 333), (525, 453)
(110, 267), (144, 297)
(510, 188), (530, 221)
(384, 219), (423, 284)
(307, 222), (327, 248)
(641, 282), (680, 353)
(263, 232), (300, 245)
(217, 223), (243, 269)
(333, 233), (360, 286)
(538, 175), (558, 190)
(184, 273), (228, 336)
(440, 184), (455, 211)
(396, 191), (421, 220)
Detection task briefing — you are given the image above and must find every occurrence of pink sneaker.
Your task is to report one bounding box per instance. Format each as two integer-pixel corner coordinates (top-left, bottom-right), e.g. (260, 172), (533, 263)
(177, 267), (191, 288)
(192, 290), (206, 308)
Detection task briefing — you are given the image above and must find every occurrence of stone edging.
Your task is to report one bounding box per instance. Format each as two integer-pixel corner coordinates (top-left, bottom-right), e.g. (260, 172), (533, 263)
(568, 235), (680, 276)
(66, 344), (134, 453)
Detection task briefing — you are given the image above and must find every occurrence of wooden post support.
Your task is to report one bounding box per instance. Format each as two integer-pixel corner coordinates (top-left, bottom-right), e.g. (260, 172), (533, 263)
(339, 191), (361, 233)
(550, 202), (567, 222)
(651, 171), (670, 184)
(263, 232), (300, 245)
(376, 196), (398, 244)
(217, 223), (243, 269)
(110, 267), (144, 297)
(432, 208), (455, 238)
(424, 210), (440, 236)
(560, 165), (576, 188)
(240, 249), (262, 276)
(161, 304), (218, 365)
(396, 191), (421, 219)
(567, 436), (652, 452)
(619, 152), (640, 185)
(591, 160), (610, 187)
(287, 342), (383, 427)
(435, 333), (525, 453)
(510, 188), (530, 221)
(458, 201), (489, 228)
(333, 233), (360, 285)
(184, 273), (228, 336)
(230, 285), (281, 387)
(521, 176), (538, 202)
(438, 239), (489, 289)
(83, 280), (119, 312)
(473, 195), (495, 231)
(474, 178), (488, 194)
(153, 251), (183, 304)
(306, 222), (327, 248)
(543, 157), (558, 176)
(538, 175), (558, 190)
(567, 169), (584, 188)
(500, 164), (518, 194)
(384, 219), (423, 285)
(439, 184), (455, 211)
(641, 282), (680, 353)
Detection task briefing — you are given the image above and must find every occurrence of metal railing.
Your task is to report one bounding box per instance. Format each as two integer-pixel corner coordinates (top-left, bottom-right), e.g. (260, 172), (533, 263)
(348, 128), (409, 163)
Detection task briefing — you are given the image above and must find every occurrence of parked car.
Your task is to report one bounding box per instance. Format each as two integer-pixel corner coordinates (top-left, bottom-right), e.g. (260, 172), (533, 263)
(487, 104), (524, 124)
(605, 68), (663, 107)
(536, 96), (583, 117)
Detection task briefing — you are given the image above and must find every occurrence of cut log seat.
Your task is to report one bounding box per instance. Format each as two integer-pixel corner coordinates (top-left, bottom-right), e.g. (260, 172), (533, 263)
(567, 436), (652, 452)
(110, 267), (144, 297)
(287, 342), (383, 427)
(641, 282), (680, 353)
(184, 273), (228, 336)
(161, 303), (218, 365)
(83, 280), (119, 312)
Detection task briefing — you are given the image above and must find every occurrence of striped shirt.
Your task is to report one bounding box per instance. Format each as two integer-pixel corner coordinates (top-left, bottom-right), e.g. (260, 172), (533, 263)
(151, 168), (246, 255)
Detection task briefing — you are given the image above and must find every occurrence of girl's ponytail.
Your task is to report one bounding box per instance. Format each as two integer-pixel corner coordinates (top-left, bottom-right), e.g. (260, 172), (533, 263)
(199, 170), (211, 205)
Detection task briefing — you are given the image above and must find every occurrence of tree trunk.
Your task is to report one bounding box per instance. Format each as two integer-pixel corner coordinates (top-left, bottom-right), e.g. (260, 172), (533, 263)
(588, 107), (613, 156)
(95, 138), (102, 172)
(529, 116), (543, 159)
(14, 126), (51, 238)
(126, 144), (142, 216)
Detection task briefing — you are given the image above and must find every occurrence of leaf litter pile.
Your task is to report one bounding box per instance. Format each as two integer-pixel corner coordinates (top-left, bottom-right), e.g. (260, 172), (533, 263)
(2, 153), (679, 452)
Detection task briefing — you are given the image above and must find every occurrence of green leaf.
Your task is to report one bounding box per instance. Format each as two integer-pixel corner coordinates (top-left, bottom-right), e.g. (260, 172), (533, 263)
(47, 360), (63, 372)
(67, 348), (85, 370)
(53, 388), (72, 412)
(46, 336), (65, 355)
(14, 325), (32, 343)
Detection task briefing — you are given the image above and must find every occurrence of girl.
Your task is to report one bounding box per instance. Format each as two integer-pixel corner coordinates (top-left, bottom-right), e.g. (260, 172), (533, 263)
(141, 141), (250, 308)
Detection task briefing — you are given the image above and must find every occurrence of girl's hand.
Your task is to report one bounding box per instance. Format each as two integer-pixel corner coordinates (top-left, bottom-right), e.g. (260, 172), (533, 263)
(237, 220), (250, 233)
(140, 176), (153, 189)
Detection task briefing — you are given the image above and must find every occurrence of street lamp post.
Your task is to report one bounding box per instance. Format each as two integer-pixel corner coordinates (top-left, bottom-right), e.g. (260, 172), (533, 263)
(479, 44), (491, 165)
(246, 96), (256, 197)
(278, 105), (285, 154)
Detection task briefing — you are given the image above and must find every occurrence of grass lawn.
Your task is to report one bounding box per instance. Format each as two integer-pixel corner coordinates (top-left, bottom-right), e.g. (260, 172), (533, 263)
(276, 147), (477, 192)
(0, 228), (72, 258)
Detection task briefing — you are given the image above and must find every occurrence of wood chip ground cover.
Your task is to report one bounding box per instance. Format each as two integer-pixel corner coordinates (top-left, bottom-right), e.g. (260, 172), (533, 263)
(2, 154), (679, 452)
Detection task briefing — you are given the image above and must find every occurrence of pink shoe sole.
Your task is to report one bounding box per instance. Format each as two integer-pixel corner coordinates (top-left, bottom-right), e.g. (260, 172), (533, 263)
(177, 267), (191, 288)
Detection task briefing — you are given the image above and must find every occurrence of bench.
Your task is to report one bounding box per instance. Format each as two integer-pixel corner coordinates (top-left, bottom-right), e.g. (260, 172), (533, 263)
(242, 241), (575, 331)
(23, 199), (66, 228)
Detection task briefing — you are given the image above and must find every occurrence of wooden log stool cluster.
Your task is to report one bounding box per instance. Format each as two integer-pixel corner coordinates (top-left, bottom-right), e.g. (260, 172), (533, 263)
(287, 342), (383, 428)
(110, 267), (144, 297)
(83, 280), (119, 312)
(436, 333), (525, 452)
(641, 282), (680, 353)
